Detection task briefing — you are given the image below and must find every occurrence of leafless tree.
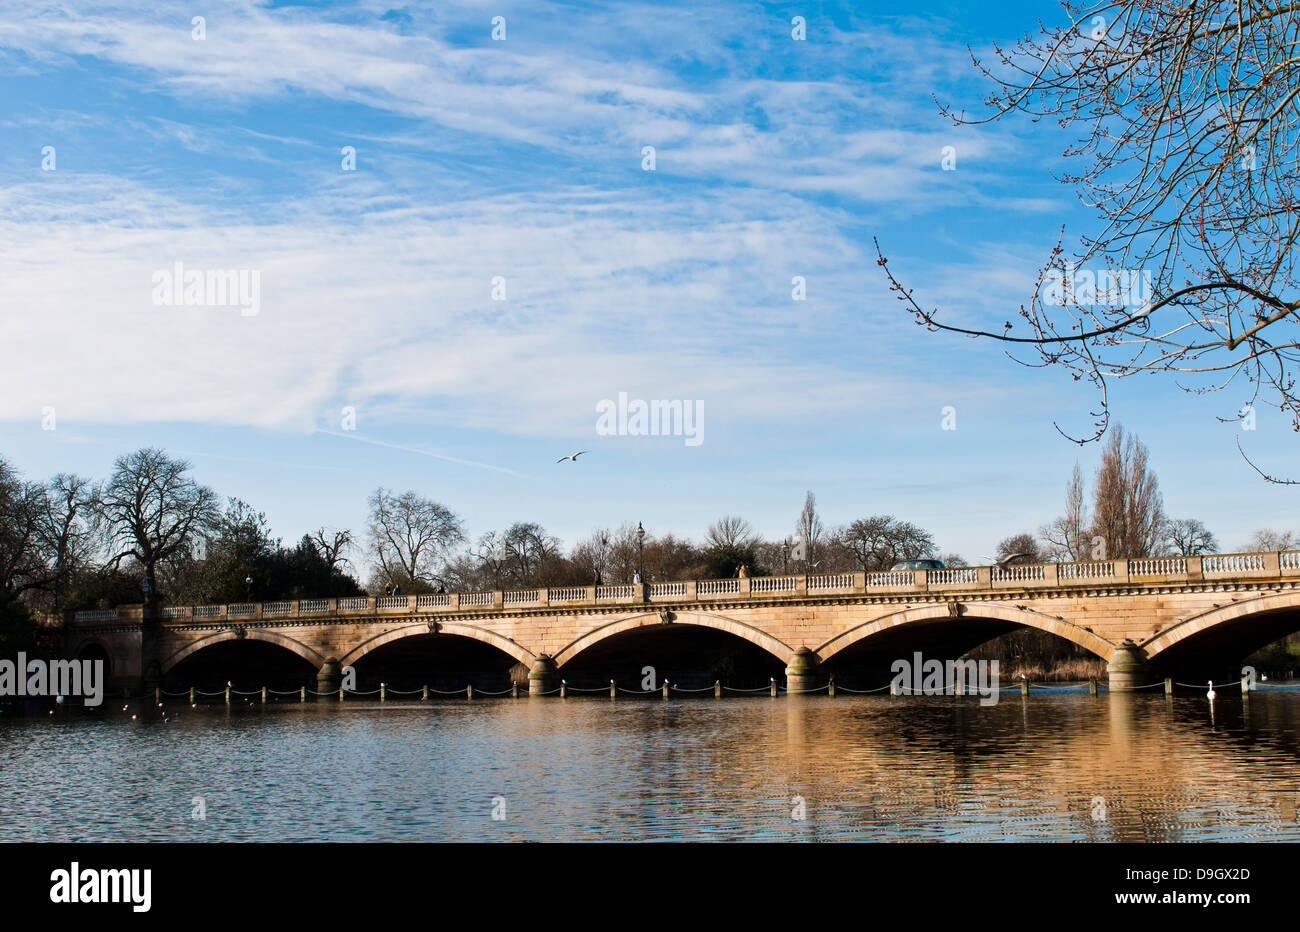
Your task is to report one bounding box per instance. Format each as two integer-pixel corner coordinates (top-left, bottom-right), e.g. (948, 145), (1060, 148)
(794, 491), (824, 567)
(0, 457), (53, 608)
(1091, 426), (1166, 557)
(35, 473), (97, 608)
(366, 488), (465, 589)
(1163, 517), (1218, 555)
(1041, 463), (1091, 560)
(311, 527), (354, 574)
(877, 1), (1300, 478)
(705, 516), (760, 551)
(95, 448), (220, 606)
(838, 515), (936, 571)
(1242, 527), (1299, 551)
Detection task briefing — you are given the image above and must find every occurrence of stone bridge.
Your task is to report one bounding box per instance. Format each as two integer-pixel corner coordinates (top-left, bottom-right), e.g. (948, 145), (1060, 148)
(62, 551), (1300, 695)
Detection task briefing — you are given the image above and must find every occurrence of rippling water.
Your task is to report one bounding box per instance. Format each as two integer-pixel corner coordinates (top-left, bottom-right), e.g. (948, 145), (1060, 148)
(2, 690), (1299, 842)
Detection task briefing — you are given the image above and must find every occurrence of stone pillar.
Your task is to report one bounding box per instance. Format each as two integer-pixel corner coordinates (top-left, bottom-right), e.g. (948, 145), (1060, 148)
(785, 647), (821, 694)
(1106, 641), (1149, 692)
(528, 655), (559, 696)
(316, 657), (341, 694)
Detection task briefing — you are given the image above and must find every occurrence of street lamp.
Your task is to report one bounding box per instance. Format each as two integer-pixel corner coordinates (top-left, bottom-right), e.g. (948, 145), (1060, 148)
(636, 522), (646, 579)
(244, 575), (253, 602)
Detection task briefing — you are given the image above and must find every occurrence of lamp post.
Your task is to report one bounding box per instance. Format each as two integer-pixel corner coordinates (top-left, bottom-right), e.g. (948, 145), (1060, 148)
(636, 522), (646, 579)
(244, 575), (253, 603)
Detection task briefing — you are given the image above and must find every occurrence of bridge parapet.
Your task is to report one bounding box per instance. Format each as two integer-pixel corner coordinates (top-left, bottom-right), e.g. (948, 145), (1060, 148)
(65, 549), (1300, 626)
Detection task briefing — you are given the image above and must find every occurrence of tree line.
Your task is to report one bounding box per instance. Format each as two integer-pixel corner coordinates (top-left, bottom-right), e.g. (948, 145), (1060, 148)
(2, 431), (1295, 642)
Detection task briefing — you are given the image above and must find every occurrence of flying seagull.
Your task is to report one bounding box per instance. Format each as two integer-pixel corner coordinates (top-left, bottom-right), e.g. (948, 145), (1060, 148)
(556, 451), (588, 463)
(986, 552), (1035, 570)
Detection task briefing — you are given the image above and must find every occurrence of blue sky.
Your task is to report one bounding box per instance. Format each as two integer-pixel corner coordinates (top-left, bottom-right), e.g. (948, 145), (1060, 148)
(0, 0), (1293, 561)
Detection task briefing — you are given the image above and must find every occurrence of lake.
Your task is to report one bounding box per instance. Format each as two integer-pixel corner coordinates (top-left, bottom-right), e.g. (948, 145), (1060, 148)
(3, 690), (1299, 842)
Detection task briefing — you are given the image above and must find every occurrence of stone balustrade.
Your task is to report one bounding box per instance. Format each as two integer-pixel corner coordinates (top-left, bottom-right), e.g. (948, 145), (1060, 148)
(67, 550), (1300, 625)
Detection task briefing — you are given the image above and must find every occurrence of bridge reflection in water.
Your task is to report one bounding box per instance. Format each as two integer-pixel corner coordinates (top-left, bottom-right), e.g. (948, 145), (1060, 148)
(7, 691), (1300, 841)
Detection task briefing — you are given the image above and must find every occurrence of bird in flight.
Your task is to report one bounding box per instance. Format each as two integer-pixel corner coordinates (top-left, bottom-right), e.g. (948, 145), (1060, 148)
(556, 451), (588, 463)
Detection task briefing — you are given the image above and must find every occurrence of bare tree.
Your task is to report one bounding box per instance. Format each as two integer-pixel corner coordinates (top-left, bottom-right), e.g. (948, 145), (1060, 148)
(95, 448), (220, 605)
(1242, 528), (1299, 551)
(1041, 463), (1090, 560)
(0, 457), (53, 609)
(367, 488), (464, 589)
(35, 473), (96, 609)
(705, 516), (760, 550)
(311, 527), (354, 574)
(877, 2), (1300, 477)
(1091, 427), (1165, 558)
(1163, 518), (1218, 555)
(995, 532), (1043, 564)
(839, 515), (936, 571)
(794, 491), (824, 567)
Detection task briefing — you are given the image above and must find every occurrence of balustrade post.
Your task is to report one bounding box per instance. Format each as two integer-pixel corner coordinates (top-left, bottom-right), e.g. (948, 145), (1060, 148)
(975, 566), (992, 589)
(796, 575), (808, 596)
(1112, 559), (1131, 583)
(492, 590), (504, 610)
(1264, 551), (1281, 577)
(1186, 556), (1204, 581)
(685, 580), (698, 600)
(1044, 563), (1059, 587)
(739, 577), (752, 596)
(852, 572), (866, 592)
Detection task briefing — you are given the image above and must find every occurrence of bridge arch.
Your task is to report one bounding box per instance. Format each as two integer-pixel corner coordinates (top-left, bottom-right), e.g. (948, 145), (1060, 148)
(337, 622), (534, 669)
(553, 610), (794, 668)
(816, 601), (1117, 664)
(1142, 591), (1300, 663)
(161, 628), (325, 675)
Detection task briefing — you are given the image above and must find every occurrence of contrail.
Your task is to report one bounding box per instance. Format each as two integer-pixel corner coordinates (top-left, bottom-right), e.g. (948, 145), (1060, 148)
(314, 429), (530, 479)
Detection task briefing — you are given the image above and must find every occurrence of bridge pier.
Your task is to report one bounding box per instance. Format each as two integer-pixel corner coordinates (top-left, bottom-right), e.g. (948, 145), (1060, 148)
(528, 656), (559, 697)
(1106, 641), (1150, 692)
(785, 648), (821, 694)
(316, 658), (342, 695)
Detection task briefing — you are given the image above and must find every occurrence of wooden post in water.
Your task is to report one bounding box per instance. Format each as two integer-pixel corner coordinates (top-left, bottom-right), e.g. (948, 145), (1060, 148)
(1242, 674), (1250, 694)
(954, 677), (963, 697)
(300, 686), (306, 703)
(1164, 678), (1174, 696)
(610, 680), (616, 699)
(662, 681), (669, 700)
(1088, 678), (1098, 696)
(714, 680), (721, 698)
(511, 683), (518, 699)
(770, 678), (777, 698)
(380, 683), (386, 702)
(559, 680), (566, 699)
(189, 687), (195, 705)
(890, 680), (897, 697)
(225, 685), (231, 706)
(1019, 680), (1029, 697)
(261, 686), (267, 704)
(467, 684), (474, 700)
(422, 685), (429, 701)
(338, 686), (344, 702)
(155, 687), (161, 704)
(828, 676), (835, 698)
